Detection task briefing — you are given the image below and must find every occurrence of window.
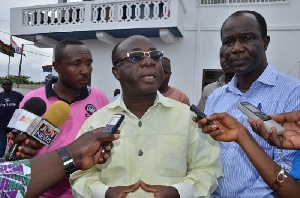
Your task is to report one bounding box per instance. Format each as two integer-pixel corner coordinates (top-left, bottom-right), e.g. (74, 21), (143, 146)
(202, 69), (224, 91)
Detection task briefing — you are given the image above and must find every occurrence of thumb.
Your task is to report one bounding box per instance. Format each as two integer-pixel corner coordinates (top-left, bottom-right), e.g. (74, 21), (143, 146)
(140, 181), (156, 193)
(94, 130), (120, 143)
(124, 181), (141, 193)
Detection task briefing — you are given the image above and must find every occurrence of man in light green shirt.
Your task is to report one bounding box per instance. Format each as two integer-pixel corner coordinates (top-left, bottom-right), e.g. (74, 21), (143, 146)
(70, 35), (222, 198)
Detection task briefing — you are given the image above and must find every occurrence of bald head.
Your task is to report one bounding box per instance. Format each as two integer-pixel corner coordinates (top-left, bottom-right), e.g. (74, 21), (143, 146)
(112, 35), (155, 66)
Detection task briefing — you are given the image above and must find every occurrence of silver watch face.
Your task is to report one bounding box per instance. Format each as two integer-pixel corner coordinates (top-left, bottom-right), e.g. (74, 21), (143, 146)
(63, 159), (74, 166)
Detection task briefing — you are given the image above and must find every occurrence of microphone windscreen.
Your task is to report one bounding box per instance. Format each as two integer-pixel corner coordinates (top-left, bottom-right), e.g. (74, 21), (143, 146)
(22, 97), (47, 116)
(43, 101), (70, 128)
(5, 97), (47, 161)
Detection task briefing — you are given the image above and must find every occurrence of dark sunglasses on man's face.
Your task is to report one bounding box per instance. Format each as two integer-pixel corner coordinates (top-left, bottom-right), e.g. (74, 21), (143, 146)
(2, 83), (12, 86)
(117, 50), (163, 65)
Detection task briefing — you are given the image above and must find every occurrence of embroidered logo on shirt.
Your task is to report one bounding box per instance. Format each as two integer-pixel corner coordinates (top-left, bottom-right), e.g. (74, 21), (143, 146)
(85, 104), (97, 117)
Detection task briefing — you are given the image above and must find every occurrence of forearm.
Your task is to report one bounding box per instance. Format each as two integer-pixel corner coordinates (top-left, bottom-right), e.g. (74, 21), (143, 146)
(237, 131), (300, 197)
(70, 166), (108, 197)
(25, 151), (66, 197)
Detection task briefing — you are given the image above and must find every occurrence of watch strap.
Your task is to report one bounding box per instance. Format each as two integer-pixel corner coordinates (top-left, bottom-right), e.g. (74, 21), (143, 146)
(56, 147), (76, 176)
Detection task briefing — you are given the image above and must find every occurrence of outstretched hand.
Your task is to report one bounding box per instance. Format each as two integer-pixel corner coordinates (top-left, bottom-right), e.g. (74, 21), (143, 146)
(67, 128), (120, 170)
(192, 113), (249, 143)
(249, 110), (300, 149)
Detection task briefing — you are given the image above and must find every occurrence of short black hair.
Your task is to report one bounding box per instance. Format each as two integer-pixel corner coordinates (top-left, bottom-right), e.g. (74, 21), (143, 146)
(114, 88), (120, 97)
(162, 57), (170, 68)
(221, 10), (267, 39)
(55, 38), (85, 62)
(111, 41), (122, 67)
(2, 78), (12, 84)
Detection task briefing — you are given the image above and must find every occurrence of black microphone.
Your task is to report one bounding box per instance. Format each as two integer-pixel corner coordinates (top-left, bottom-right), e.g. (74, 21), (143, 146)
(5, 97), (47, 161)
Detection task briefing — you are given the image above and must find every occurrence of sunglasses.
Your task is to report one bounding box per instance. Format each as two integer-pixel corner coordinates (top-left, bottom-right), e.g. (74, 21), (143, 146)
(116, 50), (163, 66)
(2, 83), (12, 86)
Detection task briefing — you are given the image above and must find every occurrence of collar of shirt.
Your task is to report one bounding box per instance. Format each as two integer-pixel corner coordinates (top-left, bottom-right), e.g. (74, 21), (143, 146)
(226, 64), (277, 94)
(45, 78), (90, 104)
(106, 91), (174, 112)
(217, 74), (226, 86)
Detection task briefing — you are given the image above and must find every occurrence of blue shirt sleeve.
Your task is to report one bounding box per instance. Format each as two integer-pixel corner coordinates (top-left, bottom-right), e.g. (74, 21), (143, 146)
(290, 150), (300, 180)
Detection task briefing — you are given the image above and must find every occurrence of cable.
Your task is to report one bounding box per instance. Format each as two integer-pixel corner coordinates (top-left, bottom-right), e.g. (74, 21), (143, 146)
(0, 18), (10, 23)
(25, 50), (53, 59)
(0, 30), (10, 36)
(25, 46), (53, 57)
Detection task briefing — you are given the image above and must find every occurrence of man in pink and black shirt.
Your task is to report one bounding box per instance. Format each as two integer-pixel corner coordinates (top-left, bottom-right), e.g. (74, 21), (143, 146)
(8, 38), (109, 197)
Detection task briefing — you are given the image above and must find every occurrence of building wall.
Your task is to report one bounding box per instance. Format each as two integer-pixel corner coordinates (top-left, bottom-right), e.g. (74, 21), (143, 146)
(50, 0), (300, 104)
(87, 0), (300, 104)
(84, 31), (198, 103)
(194, 0), (300, 103)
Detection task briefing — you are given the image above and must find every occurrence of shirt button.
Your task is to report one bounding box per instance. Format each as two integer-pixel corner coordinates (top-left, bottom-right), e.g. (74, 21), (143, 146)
(138, 121), (142, 127)
(138, 149), (143, 156)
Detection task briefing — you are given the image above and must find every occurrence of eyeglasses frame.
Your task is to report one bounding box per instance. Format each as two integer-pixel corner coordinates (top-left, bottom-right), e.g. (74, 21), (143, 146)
(115, 50), (164, 66)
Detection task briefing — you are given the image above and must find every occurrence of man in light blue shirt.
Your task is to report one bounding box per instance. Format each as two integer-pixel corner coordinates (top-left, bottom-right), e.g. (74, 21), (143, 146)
(205, 10), (300, 197)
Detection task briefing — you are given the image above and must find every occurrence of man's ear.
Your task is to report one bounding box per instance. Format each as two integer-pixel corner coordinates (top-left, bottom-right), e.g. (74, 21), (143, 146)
(263, 36), (270, 51)
(52, 61), (60, 73)
(112, 67), (120, 80)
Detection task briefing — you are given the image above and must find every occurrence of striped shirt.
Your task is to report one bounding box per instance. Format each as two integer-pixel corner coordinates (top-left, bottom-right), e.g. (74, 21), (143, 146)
(205, 64), (300, 197)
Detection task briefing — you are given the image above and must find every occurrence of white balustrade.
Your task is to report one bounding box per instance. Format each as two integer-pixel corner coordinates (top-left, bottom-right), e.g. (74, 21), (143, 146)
(197, 0), (288, 5)
(23, 0), (171, 27)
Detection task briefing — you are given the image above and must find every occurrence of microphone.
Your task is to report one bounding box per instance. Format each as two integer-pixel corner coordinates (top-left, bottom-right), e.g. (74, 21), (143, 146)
(29, 101), (70, 147)
(5, 100), (70, 161)
(5, 97), (47, 161)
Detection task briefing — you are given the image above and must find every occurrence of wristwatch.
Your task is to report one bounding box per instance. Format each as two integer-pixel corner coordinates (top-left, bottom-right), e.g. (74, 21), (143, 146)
(56, 147), (77, 176)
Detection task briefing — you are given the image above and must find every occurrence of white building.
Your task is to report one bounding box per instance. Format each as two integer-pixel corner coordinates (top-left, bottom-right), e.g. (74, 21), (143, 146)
(10, 0), (300, 102)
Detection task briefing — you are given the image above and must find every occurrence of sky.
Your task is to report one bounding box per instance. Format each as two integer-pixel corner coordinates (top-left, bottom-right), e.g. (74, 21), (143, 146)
(0, 0), (80, 82)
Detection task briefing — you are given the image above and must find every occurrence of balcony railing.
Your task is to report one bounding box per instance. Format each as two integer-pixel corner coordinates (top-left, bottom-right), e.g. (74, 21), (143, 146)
(23, 1), (171, 26)
(11, 0), (185, 43)
(23, 0), (171, 27)
(197, 0), (289, 5)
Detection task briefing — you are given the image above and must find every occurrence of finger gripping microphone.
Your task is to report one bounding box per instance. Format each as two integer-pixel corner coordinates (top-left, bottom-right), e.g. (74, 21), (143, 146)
(5, 97), (47, 161)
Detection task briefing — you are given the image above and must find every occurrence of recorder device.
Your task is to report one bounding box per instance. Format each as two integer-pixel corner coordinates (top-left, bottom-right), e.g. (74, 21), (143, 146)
(103, 114), (125, 134)
(190, 104), (214, 125)
(237, 102), (284, 135)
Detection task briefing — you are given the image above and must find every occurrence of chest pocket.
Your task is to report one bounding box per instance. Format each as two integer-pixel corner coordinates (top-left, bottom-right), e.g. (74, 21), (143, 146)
(155, 134), (188, 177)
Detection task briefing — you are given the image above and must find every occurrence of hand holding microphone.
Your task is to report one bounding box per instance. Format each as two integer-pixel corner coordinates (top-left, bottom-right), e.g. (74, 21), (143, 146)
(5, 97), (47, 160)
(6, 99), (70, 160)
(6, 132), (43, 159)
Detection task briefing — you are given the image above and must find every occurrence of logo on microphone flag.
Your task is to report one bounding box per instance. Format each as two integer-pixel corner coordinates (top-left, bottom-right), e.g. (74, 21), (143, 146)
(7, 109), (61, 147)
(7, 109), (39, 131)
(31, 119), (60, 147)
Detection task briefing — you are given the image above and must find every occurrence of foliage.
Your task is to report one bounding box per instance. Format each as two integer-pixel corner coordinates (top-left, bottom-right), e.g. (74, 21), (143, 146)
(0, 75), (44, 85)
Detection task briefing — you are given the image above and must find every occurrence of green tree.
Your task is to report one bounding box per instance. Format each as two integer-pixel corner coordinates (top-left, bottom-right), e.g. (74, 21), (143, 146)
(1, 75), (30, 84)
